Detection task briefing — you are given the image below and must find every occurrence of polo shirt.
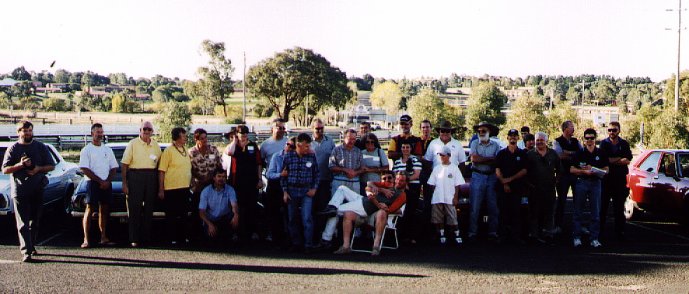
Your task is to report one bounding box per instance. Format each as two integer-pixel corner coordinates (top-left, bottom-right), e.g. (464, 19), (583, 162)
(572, 147), (609, 180)
(158, 145), (192, 190)
(427, 163), (465, 204)
(199, 184), (237, 221)
(424, 138), (467, 168)
(79, 143), (119, 181)
(361, 148), (389, 183)
(392, 156), (422, 184)
(495, 146), (528, 193)
(121, 137), (161, 169)
(526, 148), (562, 188)
(388, 134), (423, 161)
(599, 137), (632, 180)
(329, 144), (363, 182)
(260, 136), (288, 170)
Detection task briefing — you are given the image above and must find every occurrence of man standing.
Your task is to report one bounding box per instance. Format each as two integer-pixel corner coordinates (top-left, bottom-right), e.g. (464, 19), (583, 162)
(354, 122), (380, 150)
(261, 118), (288, 242)
(261, 118), (288, 170)
(495, 129), (528, 244)
(525, 132), (562, 243)
(387, 115), (423, 161)
(328, 129), (363, 197)
(310, 118), (336, 244)
(599, 121), (633, 240)
(522, 133), (536, 152)
(79, 123), (118, 248)
(467, 122), (501, 241)
(517, 126), (530, 149)
(419, 119), (435, 219)
(552, 120), (582, 234)
(121, 121), (161, 248)
(2, 121), (55, 262)
(281, 133), (320, 252)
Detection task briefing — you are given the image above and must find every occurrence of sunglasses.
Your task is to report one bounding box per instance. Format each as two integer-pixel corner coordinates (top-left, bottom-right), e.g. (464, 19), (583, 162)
(584, 137), (596, 141)
(607, 128), (618, 133)
(142, 127), (153, 132)
(382, 176), (393, 181)
(399, 122), (410, 126)
(439, 153), (450, 156)
(478, 130), (487, 134)
(440, 129), (452, 133)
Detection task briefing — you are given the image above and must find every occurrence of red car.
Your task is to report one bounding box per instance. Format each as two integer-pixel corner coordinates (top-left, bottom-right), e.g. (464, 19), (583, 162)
(626, 149), (689, 225)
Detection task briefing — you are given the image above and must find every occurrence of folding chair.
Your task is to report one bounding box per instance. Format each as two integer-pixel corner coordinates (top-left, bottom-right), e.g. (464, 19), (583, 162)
(350, 204), (405, 253)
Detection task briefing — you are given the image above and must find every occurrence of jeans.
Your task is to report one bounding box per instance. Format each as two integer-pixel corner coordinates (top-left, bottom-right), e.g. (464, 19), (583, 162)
(286, 188), (314, 248)
(469, 172), (499, 236)
(573, 178), (602, 240)
(12, 184), (44, 256)
(555, 173), (577, 228)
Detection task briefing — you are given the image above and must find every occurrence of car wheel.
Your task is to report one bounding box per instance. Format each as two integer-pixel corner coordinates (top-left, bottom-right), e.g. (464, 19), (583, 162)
(623, 195), (637, 220)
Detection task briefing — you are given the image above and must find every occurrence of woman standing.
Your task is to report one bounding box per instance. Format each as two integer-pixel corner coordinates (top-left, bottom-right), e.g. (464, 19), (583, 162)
(188, 128), (223, 241)
(360, 133), (389, 195)
(158, 127), (192, 245)
(392, 142), (422, 244)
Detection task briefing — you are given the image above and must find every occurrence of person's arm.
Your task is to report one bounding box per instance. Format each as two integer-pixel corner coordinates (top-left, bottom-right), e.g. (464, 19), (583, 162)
(229, 201), (239, 228)
(157, 171), (166, 199)
(80, 167), (105, 184)
(387, 191), (407, 213)
(121, 163), (129, 195)
(3, 147), (28, 174)
(255, 143), (264, 189)
(267, 153), (282, 180)
(387, 138), (402, 161)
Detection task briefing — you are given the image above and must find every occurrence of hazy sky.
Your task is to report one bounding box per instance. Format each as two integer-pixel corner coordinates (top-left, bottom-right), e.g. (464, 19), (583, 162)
(1, 0), (685, 82)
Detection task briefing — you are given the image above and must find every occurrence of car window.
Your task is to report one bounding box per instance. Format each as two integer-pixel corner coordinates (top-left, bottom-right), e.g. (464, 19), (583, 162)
(678, 153), (689, 178)
(0, 147), (7, 180)
(659, 153), (676, 177)
(47, 146), (61, 164)
(638, 151), (661, 173)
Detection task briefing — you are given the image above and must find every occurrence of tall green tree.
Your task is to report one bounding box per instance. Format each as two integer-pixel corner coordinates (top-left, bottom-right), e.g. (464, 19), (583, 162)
(11, 66), (31, 81)
(155, 102), (192, 143)
(246, 47), (352, 124)
(198, 40), (234, 117)
(370, 81), (403, 117)
(648, 107), (689, 149)
(504, 92), (549, 135)
(464, 82), (507, 130)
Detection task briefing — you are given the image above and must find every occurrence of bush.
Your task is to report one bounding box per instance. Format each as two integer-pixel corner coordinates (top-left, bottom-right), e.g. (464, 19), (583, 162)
(215, 104), (244, 124)
(42, 97), (69, 111)
(155, 102), (192, 143)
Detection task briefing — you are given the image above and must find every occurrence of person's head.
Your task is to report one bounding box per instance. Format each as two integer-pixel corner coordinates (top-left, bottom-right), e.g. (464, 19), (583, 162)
(284, 137), (297, 152)
(364, 133), (379, 152)
(171, 127), (187, 145)
(583, 128), (597, 147)
(343, 128), (357, 147)
(212, 169), (228, 187)
(194, 128), (208, 147)
(523, 133), (535, 150)
(535, 132), (548, 150)
(520, 126), (531, 136)
(394, 171), (408, 189)
(473, 122), (496, 143)
(311, 118), (324, 140)
(236, 125), (250, 144)
(507, 129), (519, 145)
(608, 121), (621, 140)
(478, 125), (490, 142)
(90, 123), (104, 144)
(438, 146), (452, 165)
(17, 120), (33, 144)
(399, 115), (412, 135)
(140, 121), (154, 140)
(295, 133), (312, 155)
(359, 122), (371, 136)
(271, 118), (286, 139)
(435, 120), (455, 143)
(561, 120), (574, 137)
(381, 171), (394, 184)
(400, 142), (412, 156)
(420, 120), (432, 137)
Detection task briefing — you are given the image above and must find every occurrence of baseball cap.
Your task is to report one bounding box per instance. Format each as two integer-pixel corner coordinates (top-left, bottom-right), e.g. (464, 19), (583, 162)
(438, 146), (452, 156)
(399, 115), (412, 123)
(507, 129), (519, 136)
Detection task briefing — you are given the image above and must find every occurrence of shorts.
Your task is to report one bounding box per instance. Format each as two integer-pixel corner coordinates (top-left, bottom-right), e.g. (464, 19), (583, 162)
(431, 203), (458, 226)
(85, 180), (113, 205)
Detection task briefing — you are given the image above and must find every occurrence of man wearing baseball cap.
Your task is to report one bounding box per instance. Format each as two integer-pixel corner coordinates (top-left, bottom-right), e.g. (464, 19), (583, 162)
(495, 129), (528, 244)
(387, 114), (423, 161)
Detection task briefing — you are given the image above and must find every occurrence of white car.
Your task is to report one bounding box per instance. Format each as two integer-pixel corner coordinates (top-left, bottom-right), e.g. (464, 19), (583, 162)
(0, 142), (81, 216)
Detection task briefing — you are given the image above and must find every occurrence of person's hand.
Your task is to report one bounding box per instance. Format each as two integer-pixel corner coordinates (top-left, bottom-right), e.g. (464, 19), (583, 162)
(619, 158), (630, 165)
(122, 184), (129, 196)
(283, 192), (291, 203)
(380, 188), (393, 199)
(230, 215), (239, 228)
(280, 169), (289, 177)
(207, 223), (217, 237)
(99, 180), (111, 190)
(452, 197), (459, 206)
(20, 156), (32, 168)
(26, 166), (40, 176)
(256, 180), (264, 189)
(503, 184), (512, 193)
(378, 203), (389, 212)
(306, 188), (316, 197)
(158, 189), (165, 200)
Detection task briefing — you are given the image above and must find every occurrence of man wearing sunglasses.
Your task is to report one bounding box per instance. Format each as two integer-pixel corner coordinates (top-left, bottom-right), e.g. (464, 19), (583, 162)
(570, 128), (609, 248)
(354, 122), (380, 150)
(310, 118), (336, 247)
(260, 118), (288, 171)
(388, 115), (423, 161)
(598, 121), (632, 241)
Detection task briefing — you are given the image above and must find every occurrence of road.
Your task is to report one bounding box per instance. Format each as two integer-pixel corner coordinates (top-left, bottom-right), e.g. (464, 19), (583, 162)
(1, 204), (688, 293)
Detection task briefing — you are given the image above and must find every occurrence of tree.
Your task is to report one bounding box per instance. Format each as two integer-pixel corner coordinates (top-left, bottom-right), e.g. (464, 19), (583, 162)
(407, 88), (445, 127)
(663, 70), (689, 113)
(246, 47), (352, 124)
(464, 82), (507, 130)
(198, 39), (234, 117)
(504, 92), (549, 135)
(155, 102), (192, 143)
(369, 81), (403, 116)
(54, 69), (70, 83)
(111, 93), (127, 113)
(648, 107), (689, 149)
(545, 102), (583, 138)
(42, 97), (68, 111)
(11, 66), (31, 81)
(0, 92), (12, 109)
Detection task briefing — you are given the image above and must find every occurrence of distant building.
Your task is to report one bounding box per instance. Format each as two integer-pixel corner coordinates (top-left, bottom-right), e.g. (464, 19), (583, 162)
(0, 78), (19, 87)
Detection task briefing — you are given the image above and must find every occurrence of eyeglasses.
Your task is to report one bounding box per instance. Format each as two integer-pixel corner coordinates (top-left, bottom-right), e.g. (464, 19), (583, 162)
(142, 127), (153, 132)
(382, 176), (393, 181)
(439, 153), (450, 157)
(584, 137), (596, 141)
(314, 127), (324, 131)
(607, 128), (618, 133)
(440, 129), (451, 133)
(478, 130), (487, 134)
(401, 146), (411, 149)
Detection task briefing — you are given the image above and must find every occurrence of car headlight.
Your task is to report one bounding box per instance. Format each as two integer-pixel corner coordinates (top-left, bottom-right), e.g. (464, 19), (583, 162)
(0, 194), (7, 209)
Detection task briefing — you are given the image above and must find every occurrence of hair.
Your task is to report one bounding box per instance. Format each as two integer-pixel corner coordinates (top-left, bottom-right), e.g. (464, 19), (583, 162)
(344, 128), (357, 135)
(237, 124), (249, 134)
(90, 123), (103, 131)
(380, 170), (394, 177)
(296, 133), (312, 144)
(287, 136), (297, 149)
(421, 119), (432, 128)
(584, 128), (597, 137)
(535, 132), (548, 141)
(523, 133), (535, 142)
(364, 133), (379, 146)
(520, 126), (530, 133)
(272, 118), (284, 126)
(193, 128), (207, 141)
(311, 118), (324, 127)
(213, 168), (227, 177)
(16, 120), (33, 132)
(609, 121), (621, 130)
(561, 120), (573, 132)
(360, 121), (371, 127)
(171, 127), (187, 141)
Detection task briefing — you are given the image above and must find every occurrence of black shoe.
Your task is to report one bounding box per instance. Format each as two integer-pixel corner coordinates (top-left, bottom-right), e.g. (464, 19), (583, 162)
(30, 249), (39, 256)
(318, 205), (338, 217)
(303, 247), (314, 254)
(288, 245), (302, 253)
(21, 254), (32, 263)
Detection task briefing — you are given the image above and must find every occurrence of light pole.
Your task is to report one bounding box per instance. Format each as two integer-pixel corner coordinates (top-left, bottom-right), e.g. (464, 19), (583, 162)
(667, 0), (684, 111)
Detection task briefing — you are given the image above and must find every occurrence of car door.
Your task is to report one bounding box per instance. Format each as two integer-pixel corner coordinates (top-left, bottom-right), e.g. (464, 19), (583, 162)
(43, 145), (66, 205)
(654, 153), (683, 215)
(629, 151), (662, 208)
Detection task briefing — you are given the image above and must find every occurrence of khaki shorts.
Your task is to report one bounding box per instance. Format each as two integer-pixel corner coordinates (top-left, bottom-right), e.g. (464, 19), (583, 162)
(431, 203), (458, 226)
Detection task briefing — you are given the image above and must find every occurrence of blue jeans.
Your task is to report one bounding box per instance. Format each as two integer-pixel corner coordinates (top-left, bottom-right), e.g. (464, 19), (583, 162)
(469, 172), (499, 236)
(286, 188), (314, 248)
(573, 178), (601, 240)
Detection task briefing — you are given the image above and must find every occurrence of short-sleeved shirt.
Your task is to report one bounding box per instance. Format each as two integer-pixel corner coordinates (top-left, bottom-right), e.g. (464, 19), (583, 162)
(158, 145), (192, 190)
(361, 148), (389, 183)
(572, 147), (609, 180)
(199, 184), (237, 221)
(424, 138), (467, 168)
(387, 134), (423, 161)
(469, 139), (501, 173)
(79, 143), (119, 182)
(495, 147), (528, 193)
(361, 182), (407, 215)
(392, 156), (422, 184)
(189, 145), (223, 190)
(260, 136), (288, 170)
(230, 141), (261, 186)
(121, 137), (161, 169)
(427, 163), (465, 204)
(2, 140), (56, 188)
(553, 136), (582, 175)
(311, 135), (336, 181)
(329, 144), (363, 182)
(526, 148), (562, 189)
(599, 137), (632, 180)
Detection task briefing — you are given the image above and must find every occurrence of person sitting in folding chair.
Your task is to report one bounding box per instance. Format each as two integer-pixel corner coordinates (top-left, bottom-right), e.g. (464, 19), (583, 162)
(319, 172), (407, 256)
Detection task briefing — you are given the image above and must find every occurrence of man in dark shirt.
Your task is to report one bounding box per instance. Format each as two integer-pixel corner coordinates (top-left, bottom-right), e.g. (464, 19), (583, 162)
(570, 128), (609, 248)
(525, 132), (562, 243)
(552, 120), (582, 234)
(495, 129), (527, 243)
(599, 121), (633, 240)
(387, 115), (423, 161)
(2, 121), (56, 262)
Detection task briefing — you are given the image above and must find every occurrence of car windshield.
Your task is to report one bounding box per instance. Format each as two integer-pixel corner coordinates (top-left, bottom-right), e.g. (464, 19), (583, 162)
(0, 147), (7, 180)
(679, 153), (689, 178)
(112, 148), (126, 181)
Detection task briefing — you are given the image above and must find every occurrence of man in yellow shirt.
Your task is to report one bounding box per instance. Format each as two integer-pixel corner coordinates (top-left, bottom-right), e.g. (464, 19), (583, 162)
(121, 121), (162, 247)
(158, 127), (192, 245)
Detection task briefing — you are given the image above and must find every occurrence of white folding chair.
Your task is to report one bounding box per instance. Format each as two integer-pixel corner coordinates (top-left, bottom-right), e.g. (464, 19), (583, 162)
(350, 204), (405, 253)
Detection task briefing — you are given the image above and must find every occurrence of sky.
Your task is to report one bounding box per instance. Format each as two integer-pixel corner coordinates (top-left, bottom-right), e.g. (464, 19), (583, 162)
(1, 0), (686, 82)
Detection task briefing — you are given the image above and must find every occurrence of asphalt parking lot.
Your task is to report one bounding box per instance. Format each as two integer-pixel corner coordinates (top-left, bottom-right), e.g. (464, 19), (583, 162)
(1, 203), (688, 293)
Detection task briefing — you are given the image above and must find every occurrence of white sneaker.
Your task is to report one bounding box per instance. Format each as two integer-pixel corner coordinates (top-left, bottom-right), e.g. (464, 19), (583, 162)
(455, 237), (463, 244)
(590, 239), (602, 248)
(573, 238), (582, 247)
(440, 237), (447, 244)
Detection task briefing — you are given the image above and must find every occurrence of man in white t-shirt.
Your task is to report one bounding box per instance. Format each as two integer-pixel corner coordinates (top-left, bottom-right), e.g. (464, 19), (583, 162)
(423, 121), (467, 170)
(78, 123), (119, 248)
(427, 146), (465, 245)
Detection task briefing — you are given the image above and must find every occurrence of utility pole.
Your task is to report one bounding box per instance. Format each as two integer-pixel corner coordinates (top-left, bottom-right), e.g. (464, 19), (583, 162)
(676, 0), (682, 111)
(243, 51), (247, 123)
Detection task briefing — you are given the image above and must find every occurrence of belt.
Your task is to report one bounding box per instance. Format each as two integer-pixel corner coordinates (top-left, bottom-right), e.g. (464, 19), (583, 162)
(288, 183), (310, 188)
(128, 168), (157, 172)
(472, 168), (494, 175)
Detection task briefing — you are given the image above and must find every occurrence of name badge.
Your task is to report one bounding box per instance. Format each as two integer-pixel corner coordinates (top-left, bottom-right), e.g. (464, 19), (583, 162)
(149, 154), (157, 161)
(516, 156), (521, 161)
(248, 146), (255, 151)
(306, 162), (312, 168)
(448, 173), (453, 178)
(209, 155), (216, 160)
(595, 156), (600, 161)
(373, 157), (380, 161)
